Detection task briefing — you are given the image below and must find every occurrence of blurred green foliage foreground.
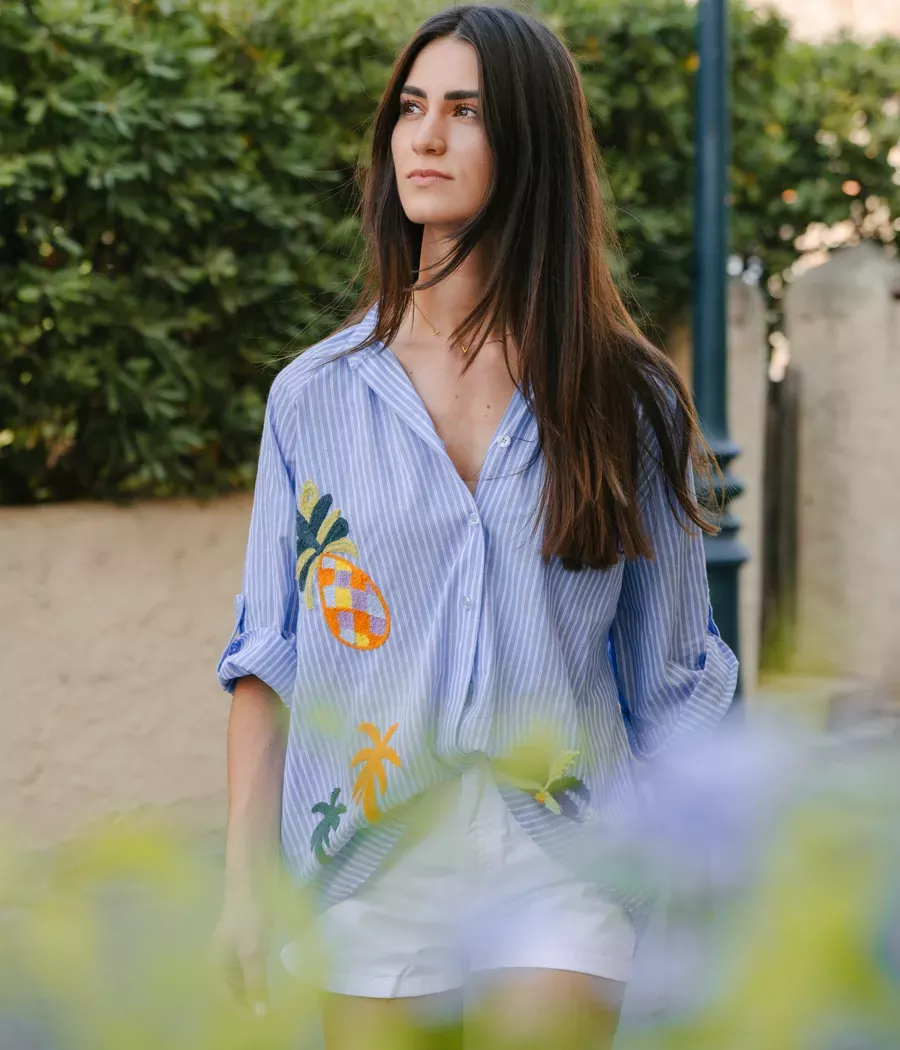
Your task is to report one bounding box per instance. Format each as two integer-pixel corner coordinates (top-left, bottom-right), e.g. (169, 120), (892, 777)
(0, 0), (898, 504)
(1, 723), (899, 1049)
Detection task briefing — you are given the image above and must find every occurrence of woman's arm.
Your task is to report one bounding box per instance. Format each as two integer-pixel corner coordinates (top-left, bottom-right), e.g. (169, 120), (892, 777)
(609, 425), (738, 761)
(213, 675), (288, 1015)
(223, 674), (288, 903)
(212, 371), (300, 1013)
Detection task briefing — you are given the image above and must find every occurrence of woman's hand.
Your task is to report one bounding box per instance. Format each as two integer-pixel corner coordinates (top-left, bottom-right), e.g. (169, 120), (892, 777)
(210, 881), (270, 1017)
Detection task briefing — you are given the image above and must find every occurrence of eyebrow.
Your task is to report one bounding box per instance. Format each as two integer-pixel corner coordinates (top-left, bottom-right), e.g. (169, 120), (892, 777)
(400, 85), (480, 101)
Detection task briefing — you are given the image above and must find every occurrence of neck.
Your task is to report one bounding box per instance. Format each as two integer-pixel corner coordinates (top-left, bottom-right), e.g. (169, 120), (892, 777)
(409, 226), (488, 342)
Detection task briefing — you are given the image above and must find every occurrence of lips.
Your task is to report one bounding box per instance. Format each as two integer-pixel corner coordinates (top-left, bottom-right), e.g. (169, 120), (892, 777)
(408, 169), (451, 185)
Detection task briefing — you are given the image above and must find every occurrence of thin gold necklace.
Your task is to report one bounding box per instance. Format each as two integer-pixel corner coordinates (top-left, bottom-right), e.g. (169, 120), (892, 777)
(412, 296), (469, 355)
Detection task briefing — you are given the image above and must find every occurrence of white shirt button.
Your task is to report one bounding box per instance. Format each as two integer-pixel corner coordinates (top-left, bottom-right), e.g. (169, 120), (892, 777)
(468, 512), (480, 527)
(462, 595), (472, 611)
(498, 435), (511, 448)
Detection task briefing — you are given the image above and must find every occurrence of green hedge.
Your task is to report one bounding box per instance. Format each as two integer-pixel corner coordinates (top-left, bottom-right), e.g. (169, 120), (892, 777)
(1, 0), (898, 503)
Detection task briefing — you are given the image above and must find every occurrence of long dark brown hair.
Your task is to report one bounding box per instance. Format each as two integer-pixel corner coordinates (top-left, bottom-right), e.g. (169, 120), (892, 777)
(336, 4), (717, 570)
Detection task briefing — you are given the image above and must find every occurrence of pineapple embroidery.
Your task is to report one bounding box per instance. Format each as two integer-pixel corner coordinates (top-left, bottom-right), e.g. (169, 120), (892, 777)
(350, 722), (401, 823)
(310, 788), (346, 865)
(296, 479), (391, 650)
(506, 750), (592, 822)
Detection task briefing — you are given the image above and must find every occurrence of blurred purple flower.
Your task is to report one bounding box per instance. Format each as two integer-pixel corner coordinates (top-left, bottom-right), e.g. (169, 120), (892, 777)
(614, 720), (805, 892)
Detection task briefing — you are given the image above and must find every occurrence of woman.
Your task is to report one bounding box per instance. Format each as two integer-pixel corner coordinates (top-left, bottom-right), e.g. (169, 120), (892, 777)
(212, 5), (738, 1048)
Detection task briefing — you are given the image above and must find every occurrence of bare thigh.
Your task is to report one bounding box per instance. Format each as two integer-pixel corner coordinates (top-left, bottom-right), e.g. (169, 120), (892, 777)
(466, 969), (625, 1050)
(321, 973), (623, 1050)
(321, 991), (463, 1050)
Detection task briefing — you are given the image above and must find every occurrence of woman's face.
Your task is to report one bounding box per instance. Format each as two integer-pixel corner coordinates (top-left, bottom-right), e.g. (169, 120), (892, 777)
(391, 37), (492, 235)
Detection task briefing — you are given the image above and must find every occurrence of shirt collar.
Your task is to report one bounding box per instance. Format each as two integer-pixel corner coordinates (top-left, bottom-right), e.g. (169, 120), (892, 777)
(345, 304), (534, 452)
(344, 305), (380, 369)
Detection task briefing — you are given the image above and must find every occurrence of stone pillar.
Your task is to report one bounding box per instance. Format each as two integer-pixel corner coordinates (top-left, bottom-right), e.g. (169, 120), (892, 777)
(785, 243), (900, 683)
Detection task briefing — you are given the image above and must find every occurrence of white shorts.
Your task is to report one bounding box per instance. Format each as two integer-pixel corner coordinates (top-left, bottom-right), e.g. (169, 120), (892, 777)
(281, 763), (635, 998)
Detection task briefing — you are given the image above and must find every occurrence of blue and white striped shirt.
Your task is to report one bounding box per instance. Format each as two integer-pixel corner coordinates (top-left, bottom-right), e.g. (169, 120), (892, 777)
(217, 307), (738, 913)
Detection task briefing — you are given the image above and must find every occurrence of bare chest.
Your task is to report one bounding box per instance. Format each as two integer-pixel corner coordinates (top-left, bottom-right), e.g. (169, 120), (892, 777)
(389, 339), (519, 495)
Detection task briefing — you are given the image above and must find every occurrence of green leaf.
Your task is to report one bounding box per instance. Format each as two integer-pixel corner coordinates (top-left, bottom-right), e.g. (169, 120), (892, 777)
(25, 98), (47, 125)
(547, 750), (580, 784)
(172, 110), (204, 128)
(546, 775), (584, 796)
(502, 774), (545, 794)
(54, 233), (83, 257)
(185, 47), (218, 64)
(146, 62), (182, 81)
(541, 795), (562, 816)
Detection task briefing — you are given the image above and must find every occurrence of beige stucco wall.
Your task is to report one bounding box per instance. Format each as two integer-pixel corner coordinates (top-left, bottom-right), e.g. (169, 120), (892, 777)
(748, 0), (900, 41)
(0, 495), (253, 845)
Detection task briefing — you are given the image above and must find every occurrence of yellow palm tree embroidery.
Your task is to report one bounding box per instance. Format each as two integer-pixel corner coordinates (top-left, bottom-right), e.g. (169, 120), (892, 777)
(350, 722), (401, 823)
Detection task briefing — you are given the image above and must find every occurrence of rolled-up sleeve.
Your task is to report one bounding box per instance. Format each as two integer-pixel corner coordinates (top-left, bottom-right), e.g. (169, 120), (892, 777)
(217, 373), (299, 703)
(610, 430), (738, 761)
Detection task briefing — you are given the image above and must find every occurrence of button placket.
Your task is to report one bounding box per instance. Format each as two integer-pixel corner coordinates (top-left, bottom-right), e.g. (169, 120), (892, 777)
(455, 514), (485, 752)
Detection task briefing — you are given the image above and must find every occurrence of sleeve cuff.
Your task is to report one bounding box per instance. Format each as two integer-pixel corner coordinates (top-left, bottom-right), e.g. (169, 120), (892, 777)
(629, 631), (739, 761)
(216, 595), (297, 703)
(217, 628), (297, 702)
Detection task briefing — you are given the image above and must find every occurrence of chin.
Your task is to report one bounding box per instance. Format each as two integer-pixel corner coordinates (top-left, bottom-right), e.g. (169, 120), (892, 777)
(402, 206), (468, 230)
(397, 190), (467, 227)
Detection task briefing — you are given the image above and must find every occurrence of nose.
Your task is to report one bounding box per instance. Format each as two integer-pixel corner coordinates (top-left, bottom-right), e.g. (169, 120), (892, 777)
(412, 110), (446, 157)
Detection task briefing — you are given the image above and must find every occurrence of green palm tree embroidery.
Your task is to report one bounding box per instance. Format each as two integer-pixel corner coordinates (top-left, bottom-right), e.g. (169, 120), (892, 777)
(296, 479), (359, 610)
(310, 787), (346, 865)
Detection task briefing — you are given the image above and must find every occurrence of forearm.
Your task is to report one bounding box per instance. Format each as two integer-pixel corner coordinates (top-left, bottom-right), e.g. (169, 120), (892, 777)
(223, 675), (288, 898)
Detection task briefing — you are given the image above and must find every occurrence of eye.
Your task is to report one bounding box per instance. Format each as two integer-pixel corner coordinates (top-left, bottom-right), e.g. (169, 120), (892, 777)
(399, 99), (421, 116)
(454, 103), (478, 119)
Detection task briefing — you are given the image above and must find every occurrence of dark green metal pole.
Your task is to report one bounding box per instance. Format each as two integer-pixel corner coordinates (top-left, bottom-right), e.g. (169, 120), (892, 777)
(693, 0), (748, 695)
